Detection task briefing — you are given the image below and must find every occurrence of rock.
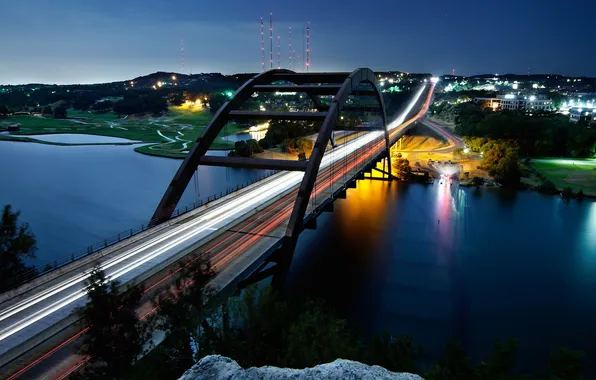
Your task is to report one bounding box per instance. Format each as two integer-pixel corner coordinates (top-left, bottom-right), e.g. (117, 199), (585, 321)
(179, 355), (424, 380)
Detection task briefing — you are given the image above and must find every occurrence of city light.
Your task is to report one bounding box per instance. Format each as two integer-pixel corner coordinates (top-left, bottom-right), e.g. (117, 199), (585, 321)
(158, 81), (163, 87)
(172, 75), (176, 80)
(532, 83), (538, 89)
(512, 83), (518, 90)
(529, 95), (536, 101)
(430, 77), (440, 83)
(225, 91), (233, 98)
(504, 94), (515, 99)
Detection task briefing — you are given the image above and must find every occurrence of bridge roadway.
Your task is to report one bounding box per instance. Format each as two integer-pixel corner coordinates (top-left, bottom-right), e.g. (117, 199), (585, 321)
(0, 83), (434, 379)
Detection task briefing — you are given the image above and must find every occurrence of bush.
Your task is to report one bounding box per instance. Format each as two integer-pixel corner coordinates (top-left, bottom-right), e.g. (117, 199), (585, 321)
(280, 137), (314, 155)
(228, 139), (263, 157)
(472, 176), (484, 186)
(561, 187), (575, 199)
(537, 180), (558, 194)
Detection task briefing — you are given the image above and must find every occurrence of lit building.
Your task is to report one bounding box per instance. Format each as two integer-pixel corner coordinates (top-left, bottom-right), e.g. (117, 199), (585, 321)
(569, 107), (596, 124)
(474, 94), (553, 111)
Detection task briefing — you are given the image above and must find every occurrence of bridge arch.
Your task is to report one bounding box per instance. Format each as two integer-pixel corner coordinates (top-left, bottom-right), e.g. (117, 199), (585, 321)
(151, 68), (392, 236)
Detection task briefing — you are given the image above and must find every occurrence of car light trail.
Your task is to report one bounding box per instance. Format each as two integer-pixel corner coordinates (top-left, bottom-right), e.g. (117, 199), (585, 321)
(1, 84), (432, 378)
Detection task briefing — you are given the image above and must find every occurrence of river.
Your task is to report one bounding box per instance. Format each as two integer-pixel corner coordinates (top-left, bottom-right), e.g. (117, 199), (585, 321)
(286, 179), (596, 375)
(0, 139), (267, 268)
(1, 139), (595, 375)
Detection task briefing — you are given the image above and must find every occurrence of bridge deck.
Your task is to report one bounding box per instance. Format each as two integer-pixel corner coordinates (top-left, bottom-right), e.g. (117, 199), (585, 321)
(0, 84), (434, 378)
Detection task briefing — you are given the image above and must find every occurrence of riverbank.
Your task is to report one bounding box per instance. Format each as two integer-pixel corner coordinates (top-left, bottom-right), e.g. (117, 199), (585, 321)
(522, 158), (596, 197)
(1, 107), (243, 158)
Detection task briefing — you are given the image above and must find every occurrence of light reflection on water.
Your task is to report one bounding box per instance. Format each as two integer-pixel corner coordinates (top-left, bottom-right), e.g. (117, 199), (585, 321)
(288, 180), (596, 376)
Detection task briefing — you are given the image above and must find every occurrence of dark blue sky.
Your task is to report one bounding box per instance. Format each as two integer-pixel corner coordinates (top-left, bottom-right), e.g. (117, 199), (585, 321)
(1, 0), (594, 84)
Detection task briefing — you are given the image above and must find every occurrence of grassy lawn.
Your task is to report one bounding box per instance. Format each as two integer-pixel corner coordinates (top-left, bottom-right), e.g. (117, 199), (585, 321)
(2, 106), (247, 158)
(532, 158), (596, 195)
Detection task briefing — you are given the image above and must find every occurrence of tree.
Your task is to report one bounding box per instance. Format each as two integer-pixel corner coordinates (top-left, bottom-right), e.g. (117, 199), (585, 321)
(259, 120), (318, 149)
(72, 99), (92, 111)
(367, 333), (423, 373)
(561, 187), (576, 200)
(472, 176), (484, 186)
(208, 93), (228, 114)
(538, 180), (558, 194)
(169, 92), (185, 106)
(545, 347), (584, 380)
(394, 158), (412, 180)
(91, 100), (113, 113)
(280, 137), (314, 156)
(53, 105), (67, 119)
(77, 266), (147, 378)
(151, 255), (214, 373)
(41, 105), (53, 115)
(283, 300), (362, 368)
(228, 139), (264, 157)
(0, 205), (37, 292)
(0, 104), (11, 117)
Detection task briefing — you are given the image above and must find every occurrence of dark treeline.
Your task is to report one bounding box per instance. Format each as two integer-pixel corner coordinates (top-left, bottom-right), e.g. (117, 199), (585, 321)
(72, 262), (586, 380)
(0, 72), (245, 112)
(112, 92), (168, 116)
(434, 102), (596, 158)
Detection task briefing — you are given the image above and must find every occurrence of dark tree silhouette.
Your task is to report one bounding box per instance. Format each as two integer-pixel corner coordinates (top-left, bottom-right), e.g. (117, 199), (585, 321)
(53, 105), (67, 119)
(0, 205), (37, 292)
(77, 266), (147, 378)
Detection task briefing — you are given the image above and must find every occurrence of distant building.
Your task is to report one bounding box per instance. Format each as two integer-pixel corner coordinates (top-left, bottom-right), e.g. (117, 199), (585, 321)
(474, 94), (553, 112)
(569, 107), (596, 124)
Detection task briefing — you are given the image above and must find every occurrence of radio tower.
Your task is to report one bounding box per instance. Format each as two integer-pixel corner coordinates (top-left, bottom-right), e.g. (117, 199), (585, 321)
(306, 22), (310, 72)
(277, 36), (281, 69)
(288, 27), (293, 70)
(180, 39), (185, 74)
(301, 25), (305, 72)
(269, 13), (273, 69)
(260, 18), (265, 72)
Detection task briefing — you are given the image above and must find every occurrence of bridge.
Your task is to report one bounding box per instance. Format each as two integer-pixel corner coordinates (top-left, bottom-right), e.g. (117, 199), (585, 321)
(0, 69), (435, 379)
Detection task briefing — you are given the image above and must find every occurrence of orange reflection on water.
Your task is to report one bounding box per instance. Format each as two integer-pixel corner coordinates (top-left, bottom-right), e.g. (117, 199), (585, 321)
(336, 179), (392, 243)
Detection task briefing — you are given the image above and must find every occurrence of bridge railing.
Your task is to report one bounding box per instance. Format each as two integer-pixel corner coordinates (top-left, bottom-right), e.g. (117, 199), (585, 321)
(3, 170), (279, 294)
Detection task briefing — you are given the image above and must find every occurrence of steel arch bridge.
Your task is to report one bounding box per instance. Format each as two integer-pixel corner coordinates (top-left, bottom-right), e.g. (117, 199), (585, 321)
(152, 68), (393, 271)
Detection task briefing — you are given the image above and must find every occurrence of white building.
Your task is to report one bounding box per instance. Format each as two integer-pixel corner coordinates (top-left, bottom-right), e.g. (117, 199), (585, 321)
(569, 107), (596, 124)
(474, 94), (553, 112)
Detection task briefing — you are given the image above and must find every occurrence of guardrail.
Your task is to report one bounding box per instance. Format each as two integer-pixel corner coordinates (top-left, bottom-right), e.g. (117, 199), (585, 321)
(3, 170), (279, 293)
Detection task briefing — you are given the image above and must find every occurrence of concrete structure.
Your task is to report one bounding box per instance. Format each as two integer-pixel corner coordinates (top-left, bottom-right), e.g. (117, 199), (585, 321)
(475, 94), (553, 111)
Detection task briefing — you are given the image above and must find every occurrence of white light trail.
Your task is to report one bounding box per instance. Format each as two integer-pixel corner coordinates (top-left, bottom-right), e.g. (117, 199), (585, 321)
(0, 84), (429, 349)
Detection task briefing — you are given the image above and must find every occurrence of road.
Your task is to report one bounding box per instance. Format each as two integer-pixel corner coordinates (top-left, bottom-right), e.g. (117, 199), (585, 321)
(418, 119), (465, 152)
(1, 84), (434, 379)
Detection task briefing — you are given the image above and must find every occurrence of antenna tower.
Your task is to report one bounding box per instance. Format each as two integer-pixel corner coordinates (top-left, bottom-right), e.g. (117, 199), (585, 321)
(306, 22), (310, 72)
(269, 13), (273, 69)
(277, 36), (281, 69)
(260, 18), (265, 72)
(289, 27), (293, 70)
(180, 39), (185, 74)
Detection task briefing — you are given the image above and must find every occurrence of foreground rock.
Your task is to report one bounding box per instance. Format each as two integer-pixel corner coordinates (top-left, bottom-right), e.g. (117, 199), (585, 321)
(180, 355), (424, 380)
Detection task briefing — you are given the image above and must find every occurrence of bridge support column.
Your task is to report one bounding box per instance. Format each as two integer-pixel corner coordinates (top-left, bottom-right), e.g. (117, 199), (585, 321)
(271, 237), (297, 290)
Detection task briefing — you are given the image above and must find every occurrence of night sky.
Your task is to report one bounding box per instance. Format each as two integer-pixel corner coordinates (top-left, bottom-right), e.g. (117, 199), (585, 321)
(1, 0), (594, 84)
